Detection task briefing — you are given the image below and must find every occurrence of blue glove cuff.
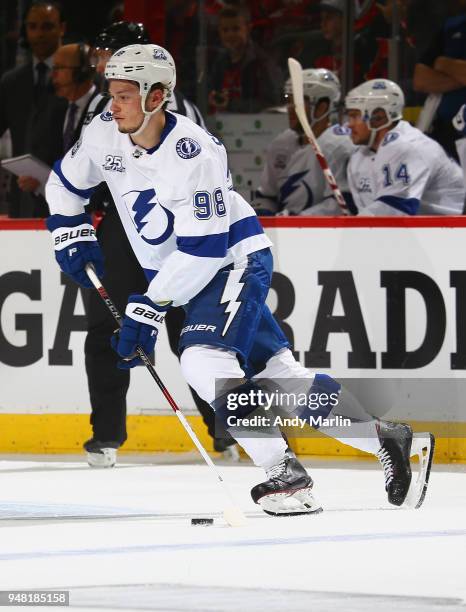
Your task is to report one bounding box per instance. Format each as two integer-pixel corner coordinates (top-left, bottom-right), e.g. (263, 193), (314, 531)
(46, 212), (93, 232)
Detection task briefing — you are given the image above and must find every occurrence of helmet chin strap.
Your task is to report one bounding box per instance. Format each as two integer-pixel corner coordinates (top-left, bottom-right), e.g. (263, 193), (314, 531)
(130, 92), (166, 137)
(310, 104), (331, 127)
(368, 127), (378, 149)
(365, 108), (393, 149)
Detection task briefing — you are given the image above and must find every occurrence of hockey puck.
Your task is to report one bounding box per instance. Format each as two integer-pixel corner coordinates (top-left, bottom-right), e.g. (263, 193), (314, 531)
(191, 518), (214, 526)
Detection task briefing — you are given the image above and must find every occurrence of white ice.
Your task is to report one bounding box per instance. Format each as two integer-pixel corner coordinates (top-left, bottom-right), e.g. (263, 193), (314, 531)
(0, 454), (465, 612)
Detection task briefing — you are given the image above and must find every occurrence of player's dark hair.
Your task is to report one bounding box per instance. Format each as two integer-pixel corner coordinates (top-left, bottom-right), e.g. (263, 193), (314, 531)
(149, 82), (169, 109)
(116, 80), (169, 109)
(316, 96), (331, 109)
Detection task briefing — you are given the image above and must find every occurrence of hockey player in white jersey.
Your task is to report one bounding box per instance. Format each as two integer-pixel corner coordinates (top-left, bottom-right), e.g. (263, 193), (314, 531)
(453, 104), (466, 196)
(45, 44), (434, 514)
(346, 78), (465, 216)
(253, 68), (356, 216)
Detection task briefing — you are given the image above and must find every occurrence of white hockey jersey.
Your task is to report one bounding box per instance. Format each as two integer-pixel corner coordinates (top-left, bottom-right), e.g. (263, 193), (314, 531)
(46, 111), (271, 306)
(455, 137), (466, 191)
(348, 120), (465, 216)
(252, 128), (301, 214)
(253, 125), (355, 215)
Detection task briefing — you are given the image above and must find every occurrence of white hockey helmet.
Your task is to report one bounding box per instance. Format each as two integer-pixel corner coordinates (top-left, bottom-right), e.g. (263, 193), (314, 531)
(105, 43), (176, 133)
(345, 79), (404, 125)
(345, 79), (404, 146)
(284, 68), (341, 125)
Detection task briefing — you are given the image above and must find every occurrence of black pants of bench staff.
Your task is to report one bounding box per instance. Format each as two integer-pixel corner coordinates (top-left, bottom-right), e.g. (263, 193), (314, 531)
(83, 208), (219, 446)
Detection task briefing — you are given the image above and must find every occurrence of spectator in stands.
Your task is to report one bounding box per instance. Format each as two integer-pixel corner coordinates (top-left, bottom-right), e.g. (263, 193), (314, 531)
(252, 68), (355, 216)
(346, 78), (465, 215)
(413, 0), (466, 159)
(316, 0), (390, 85)
(208, 5), (283, 113)
(166, 0), (222, 101)
(0, 1), (67, 217)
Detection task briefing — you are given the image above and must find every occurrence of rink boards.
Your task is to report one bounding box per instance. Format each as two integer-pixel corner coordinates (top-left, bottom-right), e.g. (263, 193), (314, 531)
(1, 216), (466, 460)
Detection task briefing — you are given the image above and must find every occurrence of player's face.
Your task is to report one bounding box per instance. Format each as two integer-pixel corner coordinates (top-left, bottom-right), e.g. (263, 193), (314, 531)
(218, 17), (250, 54)
(286, 94), (311, 132)
(109, 81), (144, 134)
(26, 5), (64, 61)
(346, 109), (371, 144)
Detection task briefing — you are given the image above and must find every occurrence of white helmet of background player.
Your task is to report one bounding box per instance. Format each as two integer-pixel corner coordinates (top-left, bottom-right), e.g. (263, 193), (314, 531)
(284, 68), (341, 125)
(345, 78), (404, 146)
(105, 43), (176, 135)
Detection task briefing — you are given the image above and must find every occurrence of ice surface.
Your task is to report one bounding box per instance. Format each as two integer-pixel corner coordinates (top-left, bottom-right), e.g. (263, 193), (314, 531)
(0, 455), (465, 611)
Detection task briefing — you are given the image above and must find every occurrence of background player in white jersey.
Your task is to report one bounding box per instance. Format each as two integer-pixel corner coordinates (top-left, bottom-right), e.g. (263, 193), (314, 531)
(45, 44), (433, 514)
(253, 68), (356, 216)
(346, 79), (465, 216)
(453, 104), (466, 197)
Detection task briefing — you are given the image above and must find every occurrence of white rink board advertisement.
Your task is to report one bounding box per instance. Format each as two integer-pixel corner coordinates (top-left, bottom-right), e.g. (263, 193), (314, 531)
(1, 220), (466, 421)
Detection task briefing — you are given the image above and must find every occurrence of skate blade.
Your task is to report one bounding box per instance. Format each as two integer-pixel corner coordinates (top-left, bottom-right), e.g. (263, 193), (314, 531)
(404, 433), (435, 509)
(259, 487), (323, 516)
(87, 449), (117, 469)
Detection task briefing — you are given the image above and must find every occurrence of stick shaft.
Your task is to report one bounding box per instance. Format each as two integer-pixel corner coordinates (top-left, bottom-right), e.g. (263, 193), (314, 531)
(84, 264), (238, 499)
(287, 57), (349, 215)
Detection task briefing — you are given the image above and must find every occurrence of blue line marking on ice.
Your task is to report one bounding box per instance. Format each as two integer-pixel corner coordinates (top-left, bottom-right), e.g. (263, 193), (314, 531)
(0, 502), (151, 518)
(1, 530), (465, 562)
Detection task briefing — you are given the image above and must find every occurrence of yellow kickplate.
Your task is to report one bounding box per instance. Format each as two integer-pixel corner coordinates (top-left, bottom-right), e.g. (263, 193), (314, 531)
(0, 414), (464, 462)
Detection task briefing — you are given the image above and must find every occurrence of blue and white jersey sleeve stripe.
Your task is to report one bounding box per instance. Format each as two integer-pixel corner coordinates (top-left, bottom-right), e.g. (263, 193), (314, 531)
(46, 124), (103, 216)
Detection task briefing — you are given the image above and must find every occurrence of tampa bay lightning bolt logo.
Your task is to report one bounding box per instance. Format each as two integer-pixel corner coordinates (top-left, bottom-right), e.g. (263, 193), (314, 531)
(333, 125), (351, 136)
(176, 137), (201, 159)
(279, 171), (314, 210)
(153, 48), (168, 60)
(123, 189), (174, 245)
(100, 111), (113, 121)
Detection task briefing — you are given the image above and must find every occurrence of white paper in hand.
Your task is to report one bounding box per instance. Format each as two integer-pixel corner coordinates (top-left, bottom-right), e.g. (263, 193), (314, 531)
(1, 154), (51, 197)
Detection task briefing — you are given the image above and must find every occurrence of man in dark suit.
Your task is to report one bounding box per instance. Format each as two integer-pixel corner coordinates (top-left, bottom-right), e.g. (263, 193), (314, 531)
(0, 1), (67, 217)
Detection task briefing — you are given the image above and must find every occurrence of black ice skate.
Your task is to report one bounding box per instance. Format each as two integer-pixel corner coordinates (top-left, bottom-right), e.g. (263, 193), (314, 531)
(83, 438), (119, 468)
(251, 452), (322, 516)
(376, 422), (435, 508)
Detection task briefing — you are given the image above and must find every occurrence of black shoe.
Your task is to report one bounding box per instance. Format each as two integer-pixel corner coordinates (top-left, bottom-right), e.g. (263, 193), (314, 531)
(83, 438), (120, 468)
(251, 452), (322, 516)
(213, 437), (236, 453)
(376, 421), (413, 506)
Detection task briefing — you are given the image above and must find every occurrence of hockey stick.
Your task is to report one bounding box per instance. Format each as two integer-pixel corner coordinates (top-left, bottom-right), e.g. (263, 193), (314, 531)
(287, 57), (350, 216)
(85, 264), (246, 527)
